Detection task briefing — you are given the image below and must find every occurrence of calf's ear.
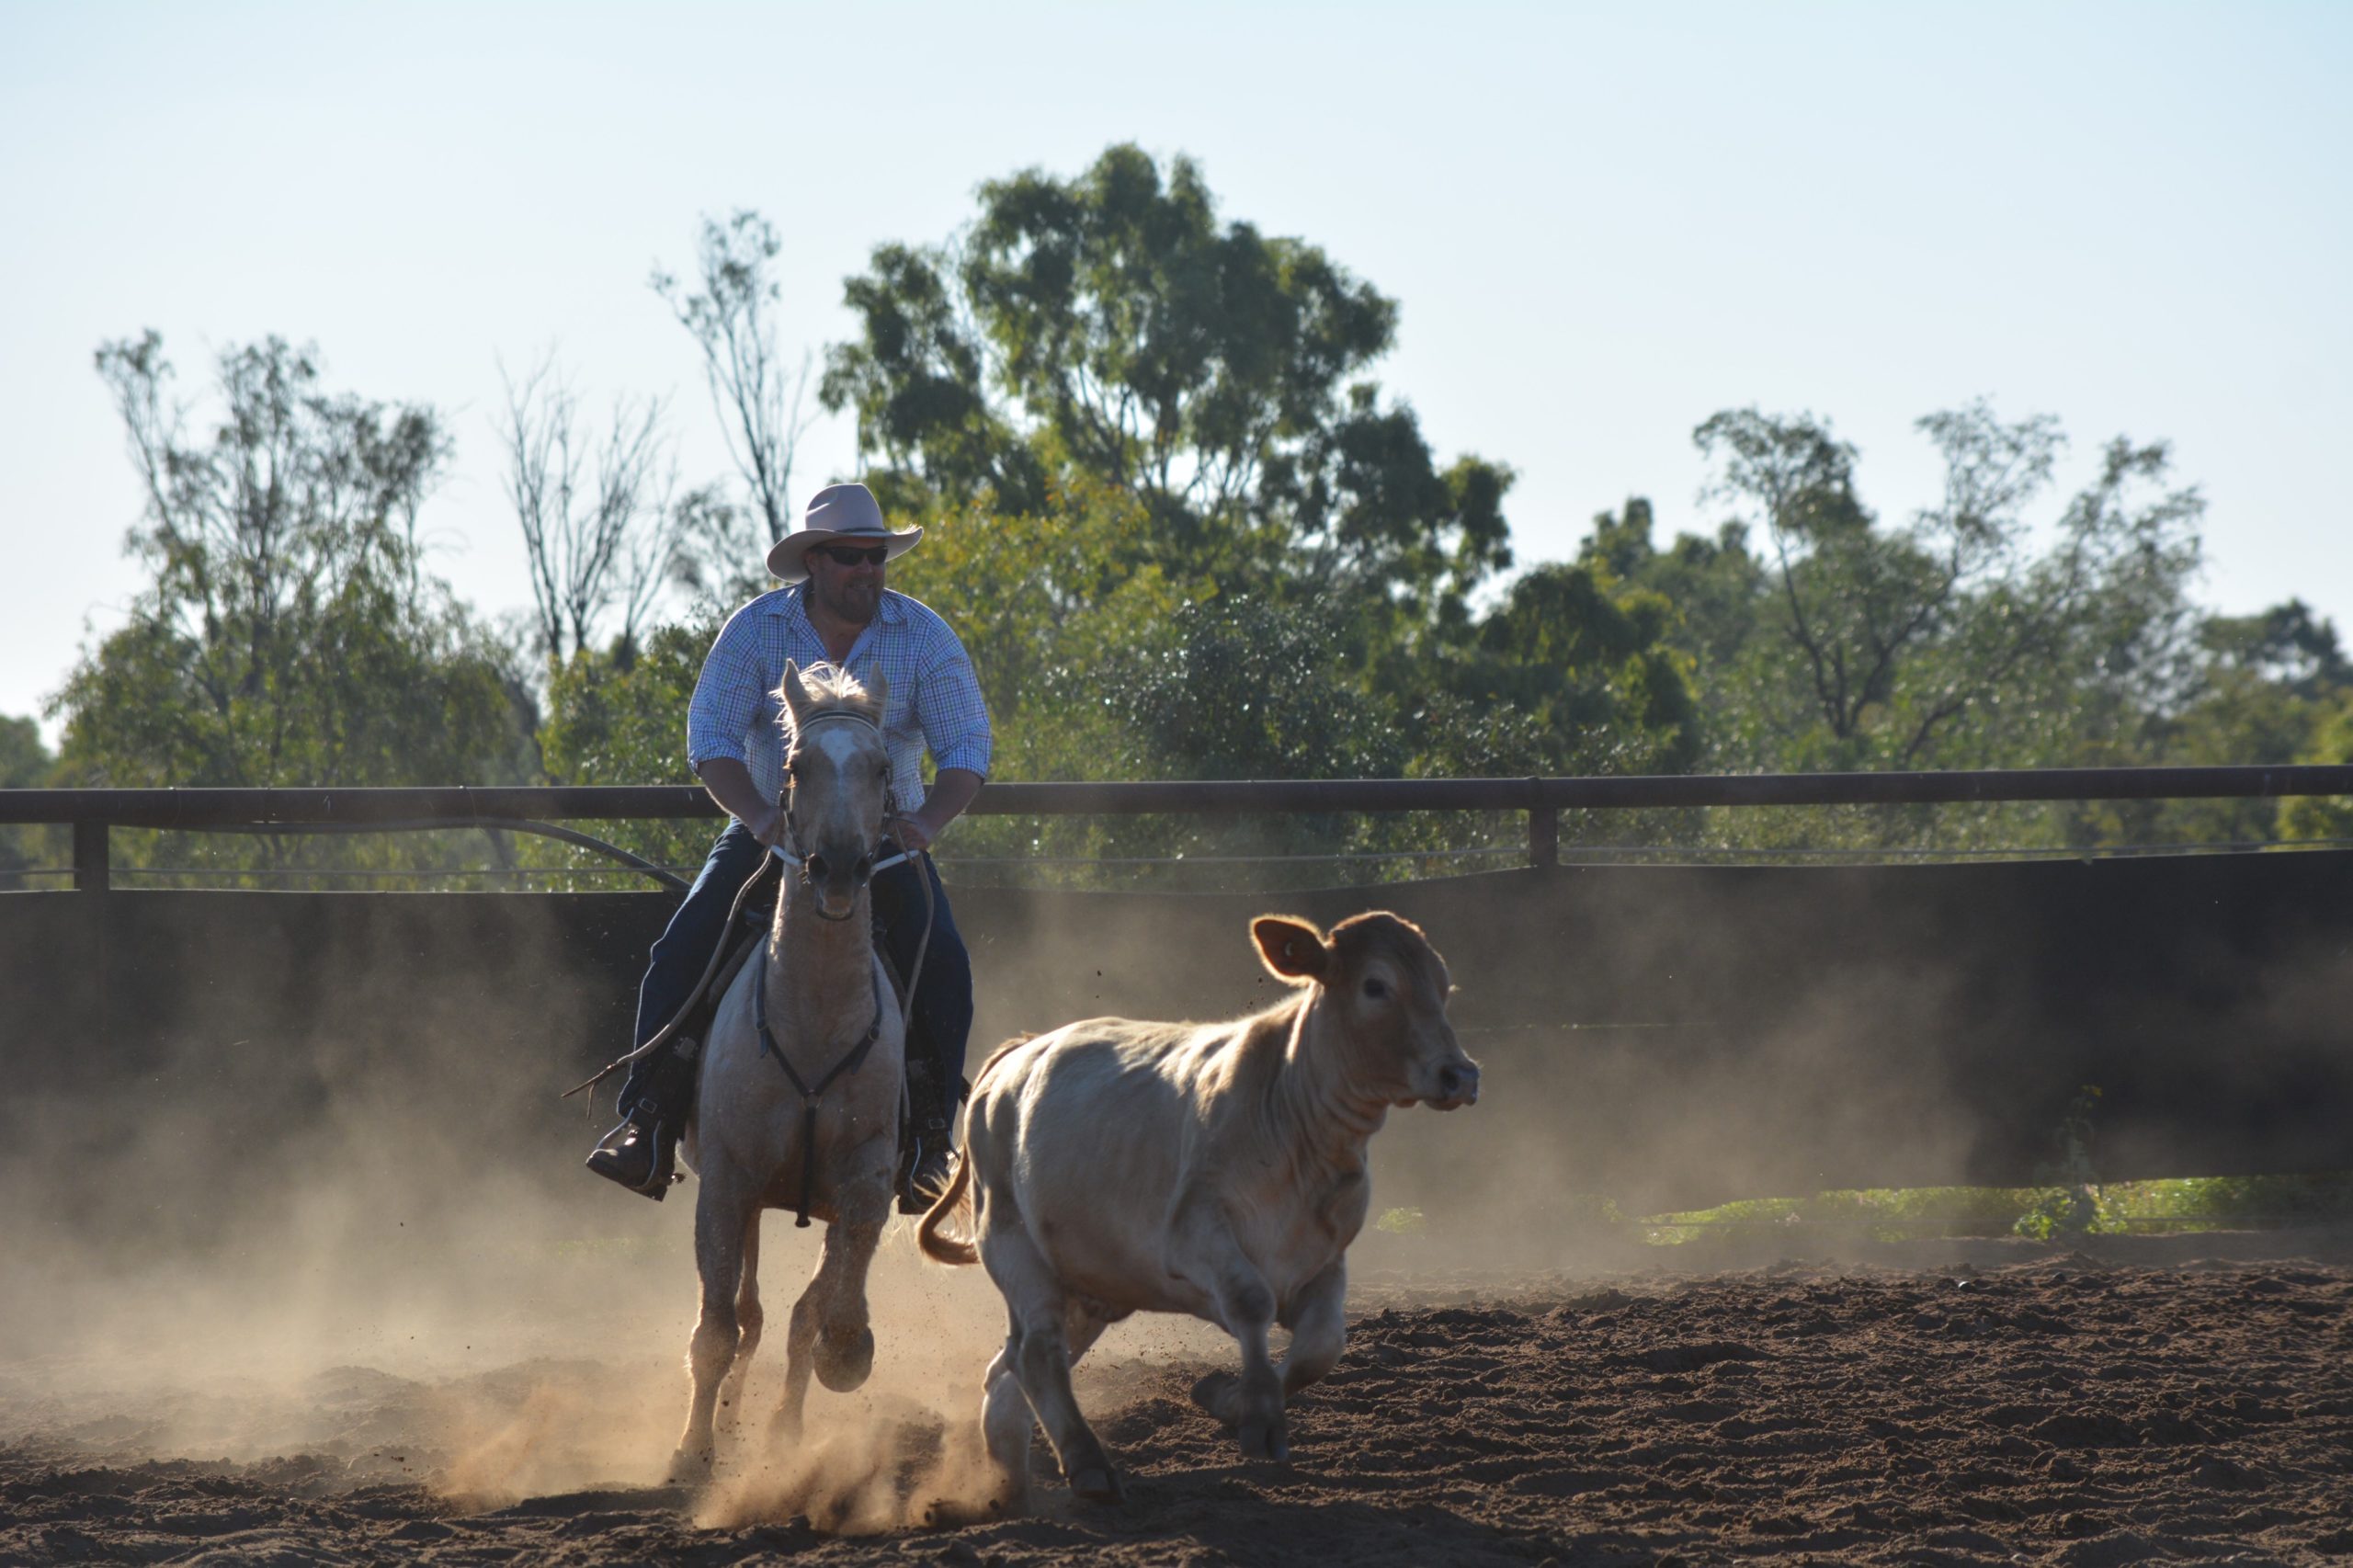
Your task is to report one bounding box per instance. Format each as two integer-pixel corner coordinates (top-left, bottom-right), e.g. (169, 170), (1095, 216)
(1253, 915), (1330, 983)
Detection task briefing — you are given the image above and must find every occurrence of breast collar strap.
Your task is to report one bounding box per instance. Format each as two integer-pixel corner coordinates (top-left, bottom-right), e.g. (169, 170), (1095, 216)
(756, 948), (886, 1228)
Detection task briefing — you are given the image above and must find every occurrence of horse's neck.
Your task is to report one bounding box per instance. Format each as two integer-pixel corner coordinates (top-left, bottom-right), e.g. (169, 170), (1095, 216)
(763, 886), (875, 1050)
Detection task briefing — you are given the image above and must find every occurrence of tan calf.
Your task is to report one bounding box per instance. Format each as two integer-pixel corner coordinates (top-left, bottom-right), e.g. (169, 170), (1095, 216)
(918, 911), (1479, 1506)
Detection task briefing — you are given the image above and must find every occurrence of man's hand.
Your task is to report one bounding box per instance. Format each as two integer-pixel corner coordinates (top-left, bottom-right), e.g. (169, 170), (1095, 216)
(696, 757), (787, 848)
(894, 767), (983, 856)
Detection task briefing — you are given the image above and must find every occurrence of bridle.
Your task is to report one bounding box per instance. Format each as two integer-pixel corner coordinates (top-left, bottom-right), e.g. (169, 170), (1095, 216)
(769, 706), (910, 909)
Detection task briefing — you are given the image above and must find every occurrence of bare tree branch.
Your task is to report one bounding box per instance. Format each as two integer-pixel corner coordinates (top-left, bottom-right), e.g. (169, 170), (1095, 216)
(654, 210), (813, 538)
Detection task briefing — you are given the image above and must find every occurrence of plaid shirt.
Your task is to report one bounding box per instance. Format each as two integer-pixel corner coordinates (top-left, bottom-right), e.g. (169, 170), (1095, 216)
(687, 585), (992, 816)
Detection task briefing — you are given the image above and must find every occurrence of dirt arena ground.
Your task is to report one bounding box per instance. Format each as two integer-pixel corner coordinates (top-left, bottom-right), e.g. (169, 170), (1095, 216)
(5, 1226), (2350, 1567)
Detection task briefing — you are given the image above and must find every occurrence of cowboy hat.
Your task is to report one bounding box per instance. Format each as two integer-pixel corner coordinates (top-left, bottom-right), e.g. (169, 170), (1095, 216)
(766, 482), (925, 583)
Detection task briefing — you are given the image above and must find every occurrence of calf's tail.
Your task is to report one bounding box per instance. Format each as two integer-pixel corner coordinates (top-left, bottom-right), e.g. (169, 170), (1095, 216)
(915, 1144), (978, 1266)
(915, 1032), (1034, 1268)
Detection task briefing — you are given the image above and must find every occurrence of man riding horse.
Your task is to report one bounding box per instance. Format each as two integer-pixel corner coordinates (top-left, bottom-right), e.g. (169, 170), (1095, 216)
(587, 482), (988, 1210)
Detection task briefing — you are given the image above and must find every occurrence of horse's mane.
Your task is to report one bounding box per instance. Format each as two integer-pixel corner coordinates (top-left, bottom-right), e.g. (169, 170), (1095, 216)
(780, 663), (882, 741)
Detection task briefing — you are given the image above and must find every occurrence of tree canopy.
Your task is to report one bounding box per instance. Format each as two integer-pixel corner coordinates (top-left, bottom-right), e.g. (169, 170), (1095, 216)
(822, 143), (1512, 631)
(32, 145), (2350, 885)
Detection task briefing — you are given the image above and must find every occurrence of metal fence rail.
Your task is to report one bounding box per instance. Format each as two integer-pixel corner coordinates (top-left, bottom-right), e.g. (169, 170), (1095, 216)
(7, 765), (2353, 892)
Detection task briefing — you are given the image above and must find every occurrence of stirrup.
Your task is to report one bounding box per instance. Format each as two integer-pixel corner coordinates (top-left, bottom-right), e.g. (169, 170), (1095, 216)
(586, 1118), (679, 1200)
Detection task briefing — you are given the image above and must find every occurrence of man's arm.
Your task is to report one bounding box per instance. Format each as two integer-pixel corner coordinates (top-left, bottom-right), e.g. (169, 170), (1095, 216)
(697, 757), (784, 847)
(892, 767), (982, 853)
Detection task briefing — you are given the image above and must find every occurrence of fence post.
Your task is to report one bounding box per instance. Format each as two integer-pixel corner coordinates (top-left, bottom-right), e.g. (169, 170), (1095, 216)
(1526, 782), (1558, 869)
(74, 820), (109, 894)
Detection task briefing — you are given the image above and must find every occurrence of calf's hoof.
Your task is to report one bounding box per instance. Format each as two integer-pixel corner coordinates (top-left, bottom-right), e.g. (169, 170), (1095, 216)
(1067, 1462), (1125, 1505)
(814, 1325), (875, 1392)
(1188, 1369), (1241, 1426)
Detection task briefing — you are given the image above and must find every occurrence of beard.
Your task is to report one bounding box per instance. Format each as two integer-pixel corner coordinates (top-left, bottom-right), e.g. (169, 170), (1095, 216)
(813, 571), (881, 624)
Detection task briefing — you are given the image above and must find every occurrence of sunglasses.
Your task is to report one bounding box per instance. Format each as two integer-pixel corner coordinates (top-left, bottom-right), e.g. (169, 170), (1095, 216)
(810, 543), (890, 568)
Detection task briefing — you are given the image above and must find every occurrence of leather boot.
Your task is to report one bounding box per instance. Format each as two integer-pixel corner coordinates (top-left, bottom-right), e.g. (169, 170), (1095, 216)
(585, 1111), (678, 1199)
(898, 1055), (957, 1214)
(585, 1033), (698, 1199)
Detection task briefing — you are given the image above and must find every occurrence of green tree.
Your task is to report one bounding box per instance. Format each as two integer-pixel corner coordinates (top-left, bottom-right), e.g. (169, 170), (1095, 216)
(2281, 692), (2353, 843)
(1685, 404), (2203, 777)
(2143, 602), (2353, 845)
(51, 334), (534, 880)
(0, 715), (56, 889)
(822, 143), (1514, 627)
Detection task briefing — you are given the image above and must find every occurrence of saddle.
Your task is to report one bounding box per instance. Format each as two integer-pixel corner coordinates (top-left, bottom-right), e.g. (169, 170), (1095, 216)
(660, 878), (955, 1203)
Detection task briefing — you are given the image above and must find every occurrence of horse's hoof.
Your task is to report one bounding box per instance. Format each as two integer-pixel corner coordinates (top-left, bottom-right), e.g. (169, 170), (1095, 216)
(665, 1447), (714, 1486)
(814, 1326), (875, 1392)
(1069, 1464), (1125, 1505)
(1237, 1417), (1289, 1462)
(1189, 1370), (1239, 1425)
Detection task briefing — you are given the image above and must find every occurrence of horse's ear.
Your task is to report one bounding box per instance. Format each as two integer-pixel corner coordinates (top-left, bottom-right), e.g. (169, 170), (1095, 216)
(778, 659), (809, 726)
(863, 669), (889, 712)
(1253, 915), (1329, 984)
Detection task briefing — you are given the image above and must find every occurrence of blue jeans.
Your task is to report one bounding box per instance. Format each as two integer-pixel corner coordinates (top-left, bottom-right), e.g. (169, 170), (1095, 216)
(618, 819), (973, 1125)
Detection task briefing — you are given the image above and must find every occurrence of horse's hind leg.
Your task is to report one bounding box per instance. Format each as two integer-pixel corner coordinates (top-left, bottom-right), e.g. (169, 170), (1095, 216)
(671, 1173), (752, 1481)
(715, 1208), (763, 1438)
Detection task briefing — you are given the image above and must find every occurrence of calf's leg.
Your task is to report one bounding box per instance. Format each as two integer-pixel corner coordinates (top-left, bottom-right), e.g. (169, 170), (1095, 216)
(1168, 1190), (1286, 1460)
(979, 1328), (1032, 1509)
(979, 1210), (1121, 1503)
(975, 1297), (1111, 1514)
(1279, 1260), (1348, 1399)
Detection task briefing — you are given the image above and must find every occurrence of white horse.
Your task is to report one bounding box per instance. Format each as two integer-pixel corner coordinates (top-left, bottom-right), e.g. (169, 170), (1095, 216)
(670, 660), (908, 1477)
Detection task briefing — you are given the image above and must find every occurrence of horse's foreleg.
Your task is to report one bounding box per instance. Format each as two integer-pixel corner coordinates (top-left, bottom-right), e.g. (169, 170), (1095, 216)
(715, 1208), (763, 1437)
(672, 1174), (752, 1481)
(772, 1163), (892, 1440)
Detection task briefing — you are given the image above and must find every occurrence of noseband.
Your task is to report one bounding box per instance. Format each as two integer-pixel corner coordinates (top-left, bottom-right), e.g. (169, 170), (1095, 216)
(769, 707), (909, 911)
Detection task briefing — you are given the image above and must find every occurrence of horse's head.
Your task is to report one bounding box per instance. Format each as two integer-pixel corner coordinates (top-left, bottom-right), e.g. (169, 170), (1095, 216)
(777, 659), (892, 922)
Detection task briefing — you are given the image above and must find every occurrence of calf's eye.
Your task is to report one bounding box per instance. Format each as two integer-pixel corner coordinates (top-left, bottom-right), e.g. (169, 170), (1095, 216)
(1362, 976), (1389, 1001)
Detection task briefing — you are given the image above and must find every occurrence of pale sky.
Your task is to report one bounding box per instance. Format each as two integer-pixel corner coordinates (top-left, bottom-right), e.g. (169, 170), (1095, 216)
(4, 1), (2347, 748)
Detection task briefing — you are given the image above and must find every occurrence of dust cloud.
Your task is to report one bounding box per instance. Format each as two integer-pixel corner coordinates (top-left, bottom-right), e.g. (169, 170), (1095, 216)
(0, 888), (1250, 1528)
(7, 855), (2308, 1530)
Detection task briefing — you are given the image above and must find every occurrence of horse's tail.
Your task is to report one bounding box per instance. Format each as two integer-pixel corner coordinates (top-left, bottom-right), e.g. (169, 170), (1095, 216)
(915, 1033), (1036, 1268)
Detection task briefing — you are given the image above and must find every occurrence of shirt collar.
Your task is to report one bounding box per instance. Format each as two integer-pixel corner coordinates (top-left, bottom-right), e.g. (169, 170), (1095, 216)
(763, 582), (905, 628)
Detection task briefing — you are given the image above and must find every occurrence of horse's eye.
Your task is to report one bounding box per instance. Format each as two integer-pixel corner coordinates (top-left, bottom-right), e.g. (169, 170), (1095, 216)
(1363, 976), (1389, 1001)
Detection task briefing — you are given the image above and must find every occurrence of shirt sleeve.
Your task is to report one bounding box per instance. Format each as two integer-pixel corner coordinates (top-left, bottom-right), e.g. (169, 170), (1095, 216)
(915, 620), (993, 780)
(686, 605), (768, 770)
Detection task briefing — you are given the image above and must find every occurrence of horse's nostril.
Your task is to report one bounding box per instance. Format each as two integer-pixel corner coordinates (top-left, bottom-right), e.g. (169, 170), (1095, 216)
(854, 855), (873, 882)
(807, 854), (830, 881)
